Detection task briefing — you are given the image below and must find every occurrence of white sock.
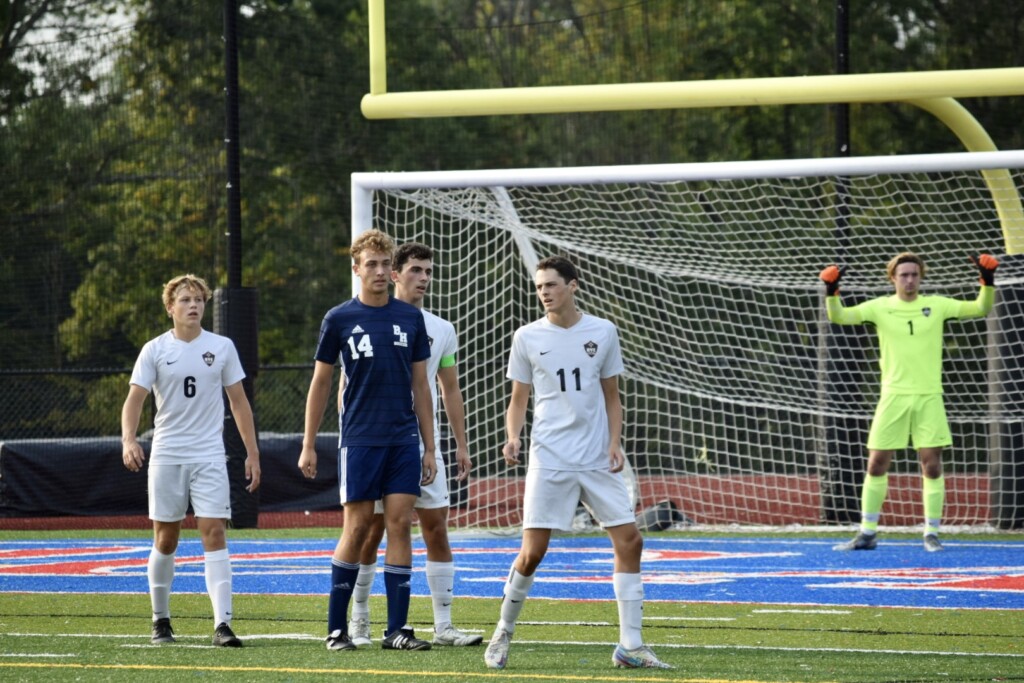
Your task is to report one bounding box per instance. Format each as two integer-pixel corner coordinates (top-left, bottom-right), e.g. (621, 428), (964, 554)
(204, 548), (232, 627)
(613, 572), (644, 650)
(147, 548), (175, 620)
(426, 560), (455, 629)
(352, 562), (377, 619)
(497, 567), (534, 634)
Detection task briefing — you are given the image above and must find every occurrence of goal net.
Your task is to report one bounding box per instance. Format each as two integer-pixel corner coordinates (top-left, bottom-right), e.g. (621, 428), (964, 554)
(352, 151), (1024, 531)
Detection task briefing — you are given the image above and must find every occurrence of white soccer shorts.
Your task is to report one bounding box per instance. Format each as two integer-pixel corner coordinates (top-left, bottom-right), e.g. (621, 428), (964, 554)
(522, 467), (636, 531)
(148, 461), (231, 522)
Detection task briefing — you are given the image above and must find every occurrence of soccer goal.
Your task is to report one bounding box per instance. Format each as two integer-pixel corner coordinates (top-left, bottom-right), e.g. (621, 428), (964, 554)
(351, 151), (1024, 531)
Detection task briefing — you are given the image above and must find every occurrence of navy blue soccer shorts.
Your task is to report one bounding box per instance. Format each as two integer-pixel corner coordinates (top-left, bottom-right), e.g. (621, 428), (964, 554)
(338, 443), (421, 504)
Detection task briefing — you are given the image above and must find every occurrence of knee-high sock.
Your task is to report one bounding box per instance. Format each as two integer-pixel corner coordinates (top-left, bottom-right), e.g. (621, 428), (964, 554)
(328, 560), (359, 636)
(426, 560), (455, 628)
(351, 561), (377, 620)
(860, 473), (889, 533)
(147, 548), (176, 620)
(923, 476), (945, 536)
(613, 572), (644, 650)
(384, 563), (413, 636)
(204, 548), (232, 627)
(497, 567), (535, 634)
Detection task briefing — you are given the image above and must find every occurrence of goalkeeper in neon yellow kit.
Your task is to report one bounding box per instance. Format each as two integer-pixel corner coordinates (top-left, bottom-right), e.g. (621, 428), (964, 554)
(820, 252), (998, 552)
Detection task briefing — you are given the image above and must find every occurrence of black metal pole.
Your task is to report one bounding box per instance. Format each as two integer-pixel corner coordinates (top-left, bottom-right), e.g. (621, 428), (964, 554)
(225, 0), (242, 288)
(217, 0), (260, 527)
(821, 0), (864, 523)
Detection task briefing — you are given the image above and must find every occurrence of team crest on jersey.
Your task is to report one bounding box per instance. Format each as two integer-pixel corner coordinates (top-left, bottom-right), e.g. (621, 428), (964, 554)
(427, 334), (434, 347)
(393, 325), (408, 347)
(922, 307), (932, 317)
(203, 351), (215, 366)
(584, 341), (598, 357)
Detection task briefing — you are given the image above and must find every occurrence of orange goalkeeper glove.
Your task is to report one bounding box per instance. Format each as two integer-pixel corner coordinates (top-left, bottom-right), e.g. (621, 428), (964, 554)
(819, 264), (844, 296)
(969, 253), (999, 286)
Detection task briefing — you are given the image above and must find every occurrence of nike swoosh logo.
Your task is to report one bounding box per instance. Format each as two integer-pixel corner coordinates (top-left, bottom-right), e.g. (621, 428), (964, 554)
(166, 360), (178, 365)
(539, 351), (550, 355)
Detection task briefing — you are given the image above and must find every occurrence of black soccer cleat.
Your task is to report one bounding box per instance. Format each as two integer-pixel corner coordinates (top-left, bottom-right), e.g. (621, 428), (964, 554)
(326, 629), (357, 651)
(381, 627), (432, 651)
(151, 617), (175, 644)
(212, 622), (243, 647)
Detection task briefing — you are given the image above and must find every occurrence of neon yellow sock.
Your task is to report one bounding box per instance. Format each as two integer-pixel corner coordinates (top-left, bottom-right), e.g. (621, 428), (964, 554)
(922, 476), (944, 536)
(860, 473), (888, 533)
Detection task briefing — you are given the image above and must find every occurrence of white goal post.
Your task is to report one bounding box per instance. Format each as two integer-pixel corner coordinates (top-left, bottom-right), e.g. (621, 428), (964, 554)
(351, 150), (1024, 531)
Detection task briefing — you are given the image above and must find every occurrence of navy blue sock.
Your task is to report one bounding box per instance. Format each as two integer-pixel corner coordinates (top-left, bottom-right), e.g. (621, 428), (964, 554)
(328, 560), (360, 635)
(383, 563), (412, 636)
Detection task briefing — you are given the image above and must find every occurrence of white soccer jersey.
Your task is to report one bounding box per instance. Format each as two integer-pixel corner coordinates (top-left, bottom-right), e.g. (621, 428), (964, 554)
(423, 308), (458, 450)
(129, 329), (246, 464)
(507, 313), (625, 471)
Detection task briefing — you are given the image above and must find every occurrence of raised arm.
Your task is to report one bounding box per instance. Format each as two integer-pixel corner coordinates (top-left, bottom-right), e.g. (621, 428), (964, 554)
(958, 254), (999, 318)
(820, 264), (863, 325)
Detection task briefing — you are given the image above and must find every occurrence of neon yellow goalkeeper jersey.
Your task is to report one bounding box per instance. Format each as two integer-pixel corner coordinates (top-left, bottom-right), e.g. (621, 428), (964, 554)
(826, 287), (994, 395)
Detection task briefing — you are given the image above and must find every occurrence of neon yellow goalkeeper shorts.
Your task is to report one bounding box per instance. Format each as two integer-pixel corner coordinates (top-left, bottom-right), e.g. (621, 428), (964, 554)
(867, 393), (952, 451)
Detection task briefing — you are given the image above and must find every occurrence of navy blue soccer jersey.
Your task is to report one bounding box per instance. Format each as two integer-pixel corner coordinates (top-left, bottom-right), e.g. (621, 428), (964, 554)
(314, 296), (430, 447)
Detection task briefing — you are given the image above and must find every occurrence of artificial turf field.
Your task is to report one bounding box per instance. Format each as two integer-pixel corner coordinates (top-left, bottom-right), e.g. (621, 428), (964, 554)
(2, 527), (1022, 683)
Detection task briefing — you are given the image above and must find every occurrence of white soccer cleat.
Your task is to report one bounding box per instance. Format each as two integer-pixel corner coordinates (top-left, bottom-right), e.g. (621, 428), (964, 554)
(612, 644), (673, 669)
(349, 615), (372, 647)
(923, 534), (944, 552)
(484, 627), (512, 669)
(433, 623), (483, 646)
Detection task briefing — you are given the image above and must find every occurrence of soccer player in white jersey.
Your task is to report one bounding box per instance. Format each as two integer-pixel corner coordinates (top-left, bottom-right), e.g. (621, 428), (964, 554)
(484, 256), (671, 671)
(121, 274), (261, 647)
(342, 242), (479, 648)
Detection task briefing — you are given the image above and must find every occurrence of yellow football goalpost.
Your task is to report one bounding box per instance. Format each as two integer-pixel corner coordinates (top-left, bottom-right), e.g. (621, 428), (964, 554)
(359, 0), (1024, 254)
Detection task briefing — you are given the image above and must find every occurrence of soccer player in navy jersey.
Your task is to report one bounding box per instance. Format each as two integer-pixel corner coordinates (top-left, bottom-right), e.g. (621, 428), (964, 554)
(483, 256), (671, 670)
(121, 274), (260, 648)
(345, 242), (478, 648)
(298, 229), (437, 652)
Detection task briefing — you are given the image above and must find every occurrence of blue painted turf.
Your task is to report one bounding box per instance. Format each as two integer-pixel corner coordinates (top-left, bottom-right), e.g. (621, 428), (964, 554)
(1, 535), (1021, 609)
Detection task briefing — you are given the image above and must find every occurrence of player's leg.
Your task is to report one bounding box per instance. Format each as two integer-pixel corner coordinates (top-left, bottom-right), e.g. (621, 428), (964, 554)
(191, 461), (242, 646)
(350, 503), (384, 647)
(379, 443), (431, 650)
(326, 445), (385, 651)
(416, 452), (482, 646)
(913, 395), (951, 551)
(583, 469), (672, 669)
(919, 448), (946, 551)
(486, 468), (573, 669)
(147, 464), (187, 644)
(836, 394), (907, 551)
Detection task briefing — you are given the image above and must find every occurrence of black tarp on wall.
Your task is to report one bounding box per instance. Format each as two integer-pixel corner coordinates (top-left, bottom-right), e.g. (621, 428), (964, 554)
(0, 434), (340, 517)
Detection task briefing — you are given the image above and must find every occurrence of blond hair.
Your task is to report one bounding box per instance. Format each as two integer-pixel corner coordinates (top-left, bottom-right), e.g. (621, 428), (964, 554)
(886, 252), (926, 281)
(351, 229), (395, 265)
(162, 274), (212, 310)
